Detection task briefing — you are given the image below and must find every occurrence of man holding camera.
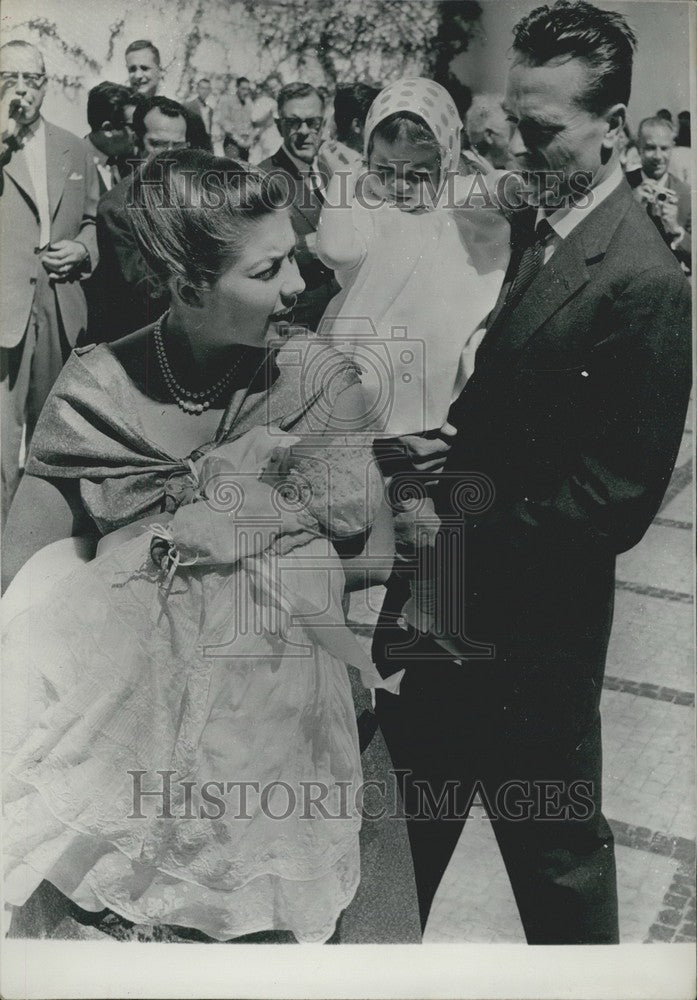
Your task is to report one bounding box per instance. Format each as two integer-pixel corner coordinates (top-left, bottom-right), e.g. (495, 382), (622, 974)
(629, 115), (691, 272)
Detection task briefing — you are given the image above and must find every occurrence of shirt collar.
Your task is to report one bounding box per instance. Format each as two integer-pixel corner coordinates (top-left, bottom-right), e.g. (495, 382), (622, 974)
(282, 143), (317, 176)
(537, 163), (624, 241)
(21, 115), (44, 145)
(641, 169), (668, 189)
(87, 136), (109, 168)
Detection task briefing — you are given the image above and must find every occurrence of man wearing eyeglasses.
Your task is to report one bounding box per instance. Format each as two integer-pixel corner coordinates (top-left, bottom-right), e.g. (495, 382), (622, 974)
(258, 82), (338, 331)
(0, 39), (99, 523)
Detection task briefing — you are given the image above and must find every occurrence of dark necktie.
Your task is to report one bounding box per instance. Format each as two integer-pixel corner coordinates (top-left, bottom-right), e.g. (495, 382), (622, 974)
(506, 215), (555, 306)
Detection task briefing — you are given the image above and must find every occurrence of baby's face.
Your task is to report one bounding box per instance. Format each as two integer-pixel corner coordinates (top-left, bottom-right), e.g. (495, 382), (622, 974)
(368, 134), (441, 211)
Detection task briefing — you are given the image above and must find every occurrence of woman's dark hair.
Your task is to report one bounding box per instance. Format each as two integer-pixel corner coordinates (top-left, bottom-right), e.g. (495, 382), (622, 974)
(129, 149), (289, 289)
(367, 112), (441, 163)
(512, 0), (637, 114)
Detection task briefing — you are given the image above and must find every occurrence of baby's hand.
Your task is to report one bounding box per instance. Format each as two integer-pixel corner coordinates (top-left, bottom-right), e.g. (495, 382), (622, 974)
(317, 140), (361, 178)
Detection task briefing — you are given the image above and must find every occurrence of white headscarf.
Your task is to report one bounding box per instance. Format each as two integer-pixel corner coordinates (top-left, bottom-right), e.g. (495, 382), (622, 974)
(363, 77), (462, 185)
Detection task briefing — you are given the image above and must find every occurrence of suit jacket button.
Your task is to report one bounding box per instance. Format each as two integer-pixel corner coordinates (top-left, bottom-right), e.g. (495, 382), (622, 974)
(29, 277), (37, 284)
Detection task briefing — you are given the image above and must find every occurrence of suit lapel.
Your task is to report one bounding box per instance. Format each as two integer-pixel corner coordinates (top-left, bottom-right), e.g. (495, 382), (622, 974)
(274, 147), (322, 229)
(479, 180), (634, 364)
(3, 145), (37, 213)
(482, 236), (590, 359)
(45, 122), (72, 221)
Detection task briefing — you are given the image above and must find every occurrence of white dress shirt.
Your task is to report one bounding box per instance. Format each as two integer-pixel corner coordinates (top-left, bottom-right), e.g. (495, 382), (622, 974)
(22, 117), (51, 248)
(87, 137), (116, 192)
(536, 163), (624, 263)
(282, 144), (324, 196)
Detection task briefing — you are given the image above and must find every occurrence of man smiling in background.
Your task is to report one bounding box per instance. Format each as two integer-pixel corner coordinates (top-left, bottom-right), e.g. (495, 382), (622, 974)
(125, 39), (161, 99)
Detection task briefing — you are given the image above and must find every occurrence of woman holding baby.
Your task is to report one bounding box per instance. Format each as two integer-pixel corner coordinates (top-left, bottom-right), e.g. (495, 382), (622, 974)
(1, 148), (420, 944)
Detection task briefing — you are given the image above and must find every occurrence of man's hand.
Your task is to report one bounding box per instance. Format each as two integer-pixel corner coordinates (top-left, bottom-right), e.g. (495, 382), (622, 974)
(654, 195), (682, 236)
(1, 96), (21, 145)
(398, 421), (457, 473)
(41, 240), (89, 280)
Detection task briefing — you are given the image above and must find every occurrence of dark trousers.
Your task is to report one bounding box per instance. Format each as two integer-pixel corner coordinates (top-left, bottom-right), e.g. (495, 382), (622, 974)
(374, 639), (619, 944)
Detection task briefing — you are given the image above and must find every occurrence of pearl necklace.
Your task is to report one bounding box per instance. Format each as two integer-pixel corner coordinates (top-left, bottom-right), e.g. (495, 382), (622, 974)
(153, 313), (243, 415)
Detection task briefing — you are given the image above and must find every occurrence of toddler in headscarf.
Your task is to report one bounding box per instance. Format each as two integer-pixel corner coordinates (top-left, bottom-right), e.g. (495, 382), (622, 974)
(316, 77), (510, 637)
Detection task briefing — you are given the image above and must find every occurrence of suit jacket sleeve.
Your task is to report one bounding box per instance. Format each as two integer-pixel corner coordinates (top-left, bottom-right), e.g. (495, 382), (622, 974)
(75, 142), (99, 273)
(473, 265), (692, 554)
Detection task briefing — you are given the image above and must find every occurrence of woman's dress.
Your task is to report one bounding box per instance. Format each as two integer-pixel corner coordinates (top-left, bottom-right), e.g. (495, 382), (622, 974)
(2, 331), (420, 943)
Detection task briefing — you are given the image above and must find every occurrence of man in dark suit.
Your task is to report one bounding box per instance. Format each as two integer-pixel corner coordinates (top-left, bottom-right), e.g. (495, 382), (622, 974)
(627, 115), (691, 272)
(185, 77), (213, 139)
(0, 40), (99, 521)
(84, 82), (135, 195)
(373, 0), (692, 944)
(258, 82), (338, 331)
(90, 96), (190, 342)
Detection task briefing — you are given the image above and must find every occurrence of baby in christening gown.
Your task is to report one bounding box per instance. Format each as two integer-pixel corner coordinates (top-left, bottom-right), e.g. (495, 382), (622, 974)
(316, 78), (510, 632)
(2, 400), (393, 943)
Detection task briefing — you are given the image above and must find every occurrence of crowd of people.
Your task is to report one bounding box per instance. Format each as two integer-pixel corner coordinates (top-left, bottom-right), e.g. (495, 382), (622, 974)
(0, 0), (693, 948)
(0, 31), (692, 518)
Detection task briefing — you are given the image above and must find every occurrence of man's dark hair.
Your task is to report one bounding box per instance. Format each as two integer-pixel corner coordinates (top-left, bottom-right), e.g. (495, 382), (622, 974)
(87, 81), (132, 132)
(656, 108), (673, 124)
(277, 82), (323, 116)
(512, 0), (637, 114)
(181, 104), (213, 152)
(132, 95), (185, 142)
(125, 39), (161, 66)
(333, 83), (380, 143)
(236, 76), (250, 87)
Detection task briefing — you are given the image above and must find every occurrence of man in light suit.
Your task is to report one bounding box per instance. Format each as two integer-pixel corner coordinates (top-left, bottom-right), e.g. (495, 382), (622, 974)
(0, 40), (99, 521)
(258, 83), (338, 331)
(374, 0), (692, 944)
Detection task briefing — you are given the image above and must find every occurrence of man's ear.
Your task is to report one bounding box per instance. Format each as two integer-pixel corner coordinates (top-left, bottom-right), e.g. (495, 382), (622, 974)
(603, 103), (627, 149)
(350, 117), (362, 136)
(171, 276), (204, 309)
